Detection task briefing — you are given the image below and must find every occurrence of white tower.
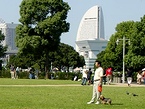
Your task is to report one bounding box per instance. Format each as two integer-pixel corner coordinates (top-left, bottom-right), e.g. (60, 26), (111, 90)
(76, 5), (108, 69)
(0, 18), (18, 66)
(0, 18), (18, 53)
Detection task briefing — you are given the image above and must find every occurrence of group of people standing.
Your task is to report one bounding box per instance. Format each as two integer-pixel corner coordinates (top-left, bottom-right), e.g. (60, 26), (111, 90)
(126, 68), (145, 86)
(10, 65), (20, 79)
(81, 65), (113, 86)
(81, 67), (92, 85)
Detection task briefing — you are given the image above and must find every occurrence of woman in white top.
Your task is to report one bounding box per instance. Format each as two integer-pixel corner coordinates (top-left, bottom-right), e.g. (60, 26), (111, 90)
(81, 66), (88, 85)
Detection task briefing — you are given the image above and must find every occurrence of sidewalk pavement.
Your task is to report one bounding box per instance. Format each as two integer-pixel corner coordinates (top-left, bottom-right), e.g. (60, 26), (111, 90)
(104, 82), (145, 87)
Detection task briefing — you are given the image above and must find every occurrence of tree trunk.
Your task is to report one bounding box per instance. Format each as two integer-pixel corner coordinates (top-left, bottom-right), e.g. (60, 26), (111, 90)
(45, 53), (49, 79)
(67, 66), (69, 72)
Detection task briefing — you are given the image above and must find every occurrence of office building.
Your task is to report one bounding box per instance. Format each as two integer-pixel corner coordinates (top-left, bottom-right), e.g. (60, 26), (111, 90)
(76, 5), (108, 69)
(0, 19), (18, 66)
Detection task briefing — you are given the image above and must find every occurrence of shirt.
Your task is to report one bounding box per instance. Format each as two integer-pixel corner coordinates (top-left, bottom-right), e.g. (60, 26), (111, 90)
(94, 67), (103, 80)
(106, 68), (112, 76)
(82, 69), (87, 78)
(127, 69), (133, 77)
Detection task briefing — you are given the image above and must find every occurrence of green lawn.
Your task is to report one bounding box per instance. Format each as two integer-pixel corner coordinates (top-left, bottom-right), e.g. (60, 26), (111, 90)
(0, 78), (144, 109)
(0, 78), (80, 85)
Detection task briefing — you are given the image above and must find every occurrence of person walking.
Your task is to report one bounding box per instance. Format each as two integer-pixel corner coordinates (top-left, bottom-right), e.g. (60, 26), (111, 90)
(105, 67), (113, 85)
(137, 70), (142, 85)
(142, 68), (145, 84)
(87, 68), (92, 85)
(126, 68), (133, 86)
(15, 67), (20, 79)
(81, 66), (88, 85)
(87, 60), (104, 105)
(10, 65), (15, 79)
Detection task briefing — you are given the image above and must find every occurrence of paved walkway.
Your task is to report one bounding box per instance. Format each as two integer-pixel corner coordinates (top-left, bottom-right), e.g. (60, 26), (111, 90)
(0, 82), (145, 87)
(104, 82), (145, 87)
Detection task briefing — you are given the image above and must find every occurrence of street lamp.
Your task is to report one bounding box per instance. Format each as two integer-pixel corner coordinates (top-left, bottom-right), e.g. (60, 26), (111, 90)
(116, 36), (130, 83)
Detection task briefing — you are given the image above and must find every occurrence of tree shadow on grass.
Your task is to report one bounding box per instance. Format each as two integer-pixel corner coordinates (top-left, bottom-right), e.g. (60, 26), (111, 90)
(111, 103), (123, 105)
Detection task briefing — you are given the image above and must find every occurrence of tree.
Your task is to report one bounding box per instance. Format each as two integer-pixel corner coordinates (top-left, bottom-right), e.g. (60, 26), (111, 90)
(125, 15), (145, 71)
(8, 54), (35, 69)
(97, 15), (145, 71)
(8, 43), (85, 73)
(0, 30), (7, 69)
(15, 0), (70, 76)
(97, 21), (135, 70)
(50, 43), (85, 72)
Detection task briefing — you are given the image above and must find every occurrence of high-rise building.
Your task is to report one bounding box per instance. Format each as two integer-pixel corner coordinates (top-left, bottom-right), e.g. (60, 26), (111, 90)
(76, 5), (108, 69)
(0, 19), (18, 53)
(0, 18), (18, 66)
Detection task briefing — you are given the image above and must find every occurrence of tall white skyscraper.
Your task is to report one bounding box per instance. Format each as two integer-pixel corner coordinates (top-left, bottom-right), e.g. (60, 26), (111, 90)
(0, 18), (18, 66)
(76, 5), (105, 42)
(0, 18), (18, 53)
(76, 5), (108, 69)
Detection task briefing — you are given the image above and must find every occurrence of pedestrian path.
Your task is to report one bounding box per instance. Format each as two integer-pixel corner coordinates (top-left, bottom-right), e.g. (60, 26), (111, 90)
(104, 82), (145, 87)
(0, 82), (145, 87)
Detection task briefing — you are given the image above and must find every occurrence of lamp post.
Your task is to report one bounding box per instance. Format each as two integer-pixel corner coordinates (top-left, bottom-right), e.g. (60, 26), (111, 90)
(116, 36), (130, 83)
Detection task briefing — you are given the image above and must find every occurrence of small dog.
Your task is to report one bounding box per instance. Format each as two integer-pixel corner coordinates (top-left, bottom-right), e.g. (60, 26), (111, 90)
(99, 95), (112, 105)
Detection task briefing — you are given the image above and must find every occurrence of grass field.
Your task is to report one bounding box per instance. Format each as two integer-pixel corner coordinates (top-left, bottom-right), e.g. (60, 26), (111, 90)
(0, 78), (145, 109)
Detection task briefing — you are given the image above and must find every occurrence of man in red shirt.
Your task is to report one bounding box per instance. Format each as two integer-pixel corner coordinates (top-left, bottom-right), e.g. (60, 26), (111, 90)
(105, 67), (113, 85)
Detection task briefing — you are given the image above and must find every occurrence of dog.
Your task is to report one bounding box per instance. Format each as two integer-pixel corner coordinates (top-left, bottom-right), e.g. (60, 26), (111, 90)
(99, 95), (112, 105)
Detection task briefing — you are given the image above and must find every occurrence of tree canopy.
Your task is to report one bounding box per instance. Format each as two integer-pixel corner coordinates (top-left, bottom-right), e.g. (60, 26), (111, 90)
(15, 0), (70, 73)
(50, 43), (85, 72)
(8, 43), (85, 73)
(97, 15), (145, 71)
(0, 30), (7, 59)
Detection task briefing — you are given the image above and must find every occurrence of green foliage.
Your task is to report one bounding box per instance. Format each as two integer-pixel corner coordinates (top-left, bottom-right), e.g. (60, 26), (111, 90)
(51, 71), (82, 80)
(16, 71), (29, 79)
(15, 0), (71, 73)
(125, 15), (145, 71)
(0, 30), (7, 60)
(8, 43), (84, 75)
(16, 0), (70, 53)
(31, 63), (40, 70)
(13, 0), (83, 74)
(97, 16), (145, 71)
(0, 68), (10, 78)
(50, 43), (85, 72)
(8, 54), (34, 68)
(0, 66), (82, 80)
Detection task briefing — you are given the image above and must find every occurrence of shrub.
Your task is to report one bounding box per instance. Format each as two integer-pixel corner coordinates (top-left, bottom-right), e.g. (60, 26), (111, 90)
(0, 68), (82, 80)
(0, 68), (10, 78)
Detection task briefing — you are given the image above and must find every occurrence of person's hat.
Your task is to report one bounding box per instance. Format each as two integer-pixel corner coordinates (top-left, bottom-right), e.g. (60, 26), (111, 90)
(142, 68), (145, 71)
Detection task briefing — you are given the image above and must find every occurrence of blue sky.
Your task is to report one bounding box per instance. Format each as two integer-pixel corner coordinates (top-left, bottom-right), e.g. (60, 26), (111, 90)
(0, 0), (145, 48)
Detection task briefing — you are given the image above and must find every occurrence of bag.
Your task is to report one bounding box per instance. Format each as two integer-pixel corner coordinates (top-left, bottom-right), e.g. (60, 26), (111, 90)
(98, 85), (102, 92)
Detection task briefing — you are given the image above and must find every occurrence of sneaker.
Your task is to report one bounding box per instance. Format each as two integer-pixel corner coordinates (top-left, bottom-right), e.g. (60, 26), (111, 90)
(87, 101), (94, 104)
(95, 101), (100, 104)
(128, 83), (131, 87)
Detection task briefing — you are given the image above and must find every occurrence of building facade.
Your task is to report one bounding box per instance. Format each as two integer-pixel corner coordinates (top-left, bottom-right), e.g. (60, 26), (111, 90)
(76, 5), (108, 69)
(0, 21), (18, 52)
(0, 19), (18, 66)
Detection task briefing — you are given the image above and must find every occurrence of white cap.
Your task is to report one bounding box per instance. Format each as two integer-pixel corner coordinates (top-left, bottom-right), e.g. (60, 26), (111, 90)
(142, 68), (145, 71)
